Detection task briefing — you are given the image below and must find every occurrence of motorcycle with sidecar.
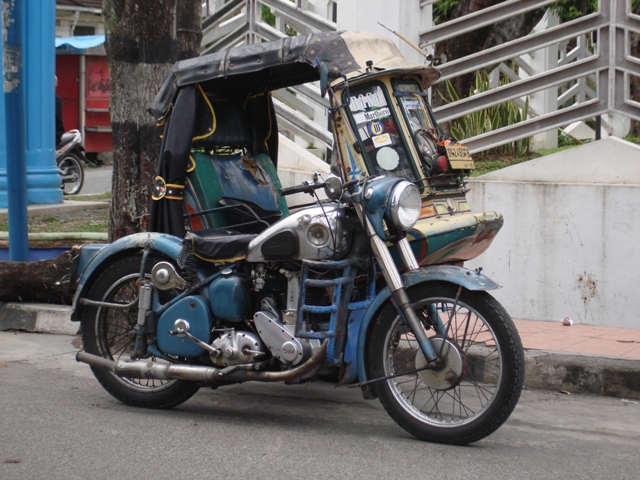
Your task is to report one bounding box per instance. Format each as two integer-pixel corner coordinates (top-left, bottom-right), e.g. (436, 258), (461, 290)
(70, 31), (523, 445)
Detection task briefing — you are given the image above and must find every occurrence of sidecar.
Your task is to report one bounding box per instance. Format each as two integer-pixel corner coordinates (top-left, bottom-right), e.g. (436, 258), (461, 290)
(147, 31), (502, 265)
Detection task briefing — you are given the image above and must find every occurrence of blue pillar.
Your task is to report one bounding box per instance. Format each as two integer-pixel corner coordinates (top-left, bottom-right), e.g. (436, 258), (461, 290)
(3, 0), (29, 260)
(0, 0), (61, 210)
(24, 0), (63, 205)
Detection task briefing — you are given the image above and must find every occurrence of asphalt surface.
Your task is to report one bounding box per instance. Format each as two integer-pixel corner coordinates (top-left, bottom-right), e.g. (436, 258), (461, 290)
(1, 332), (639, 480)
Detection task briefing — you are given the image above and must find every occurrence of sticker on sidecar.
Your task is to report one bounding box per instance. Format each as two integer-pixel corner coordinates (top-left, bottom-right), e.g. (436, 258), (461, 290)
(372, 133), (392, 148)
(353, 107), (391, 124)
(368, 121), (385, 136)
(446, 145), (475, 169)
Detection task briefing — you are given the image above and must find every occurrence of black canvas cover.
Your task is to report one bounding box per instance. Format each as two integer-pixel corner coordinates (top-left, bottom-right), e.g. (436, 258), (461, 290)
(149, 31), (357, 120)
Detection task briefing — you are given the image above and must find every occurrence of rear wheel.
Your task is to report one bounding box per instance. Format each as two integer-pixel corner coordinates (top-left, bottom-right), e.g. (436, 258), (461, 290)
(58, 152), (84, 195)
(368, 282), (524, 445)
(81, 255), (200, 409)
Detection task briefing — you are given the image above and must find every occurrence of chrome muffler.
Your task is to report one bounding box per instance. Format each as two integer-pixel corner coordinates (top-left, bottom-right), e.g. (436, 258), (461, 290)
(76, 340), (327, 384)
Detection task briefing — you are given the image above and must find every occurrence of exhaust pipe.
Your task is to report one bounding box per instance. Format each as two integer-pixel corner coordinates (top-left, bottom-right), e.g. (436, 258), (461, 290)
(76, 340), (327, 384)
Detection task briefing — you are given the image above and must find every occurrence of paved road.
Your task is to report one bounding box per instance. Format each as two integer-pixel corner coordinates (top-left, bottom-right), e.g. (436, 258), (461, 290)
(80, 165), (112, 196)
(1, 332), (639, 480)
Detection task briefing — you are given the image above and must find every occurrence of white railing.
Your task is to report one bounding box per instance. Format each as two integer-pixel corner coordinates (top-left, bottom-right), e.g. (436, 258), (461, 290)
(200, 0), (336, 151)
(422, 0), (640, 153)
(200, 0), (640, 155)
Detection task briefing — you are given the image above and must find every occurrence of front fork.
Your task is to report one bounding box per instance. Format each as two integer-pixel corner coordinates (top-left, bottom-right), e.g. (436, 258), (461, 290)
(360, 211), (443, 366)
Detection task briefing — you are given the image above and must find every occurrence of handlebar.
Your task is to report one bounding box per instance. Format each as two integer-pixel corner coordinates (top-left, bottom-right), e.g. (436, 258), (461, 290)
(279, 181), (325, 197)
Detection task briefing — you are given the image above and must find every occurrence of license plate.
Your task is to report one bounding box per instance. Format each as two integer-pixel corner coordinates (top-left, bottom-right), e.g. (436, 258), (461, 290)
(446, 145), (475, 170)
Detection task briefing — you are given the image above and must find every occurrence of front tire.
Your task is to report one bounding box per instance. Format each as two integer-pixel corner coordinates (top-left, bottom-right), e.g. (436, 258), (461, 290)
(368, 282), (524, 445)
(82, 255), (200, 409)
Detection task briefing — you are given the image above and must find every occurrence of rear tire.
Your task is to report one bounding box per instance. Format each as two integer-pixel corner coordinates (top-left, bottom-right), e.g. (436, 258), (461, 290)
(58, 152), (84, 195)
(368, 282), (524, 445)
(81, 255), (200, 409)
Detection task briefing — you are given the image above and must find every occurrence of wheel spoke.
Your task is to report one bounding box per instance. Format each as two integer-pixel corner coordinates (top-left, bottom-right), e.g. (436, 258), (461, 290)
(92, 273), (175, 391)
(383, 295), (506, 428)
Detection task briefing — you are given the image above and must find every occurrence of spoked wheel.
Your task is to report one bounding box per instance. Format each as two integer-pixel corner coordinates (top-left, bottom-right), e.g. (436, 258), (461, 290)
(82, 255), (200, 409)
(58, 152), (84, 195)
(368, 282), (524, 445)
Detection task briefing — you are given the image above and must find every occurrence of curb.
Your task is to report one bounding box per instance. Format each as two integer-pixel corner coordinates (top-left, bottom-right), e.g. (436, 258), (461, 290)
(0, 303), (77, 336)
(1, 302), (638, 400)
(524, 351), (640, 400)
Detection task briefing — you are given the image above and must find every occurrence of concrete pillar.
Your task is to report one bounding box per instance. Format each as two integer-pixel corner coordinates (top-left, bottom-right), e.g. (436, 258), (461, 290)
(24, 0), (64, 205)
(1, 0), (62, 209)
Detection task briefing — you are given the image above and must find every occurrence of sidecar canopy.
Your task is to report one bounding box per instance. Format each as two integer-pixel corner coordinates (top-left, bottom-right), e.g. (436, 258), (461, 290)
(148, 31), (440, 237)
(149, 31), (440, 120)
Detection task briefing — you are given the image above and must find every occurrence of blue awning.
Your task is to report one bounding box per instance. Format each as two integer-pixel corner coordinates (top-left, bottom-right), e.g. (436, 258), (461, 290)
(55, 35), (105, 53)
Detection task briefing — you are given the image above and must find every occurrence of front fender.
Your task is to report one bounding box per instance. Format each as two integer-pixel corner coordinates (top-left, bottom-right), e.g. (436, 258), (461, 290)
(349, 265), (500, 384)
(70, 232), (184, 321)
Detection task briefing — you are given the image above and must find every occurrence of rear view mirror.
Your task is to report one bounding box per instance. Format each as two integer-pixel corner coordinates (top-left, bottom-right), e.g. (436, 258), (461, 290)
(318, 61), (330, 98)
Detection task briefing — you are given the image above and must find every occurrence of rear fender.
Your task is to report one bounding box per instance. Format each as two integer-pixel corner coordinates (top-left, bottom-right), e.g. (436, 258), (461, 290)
(70, 232), (184, 321)
(346, 265), (500, 385)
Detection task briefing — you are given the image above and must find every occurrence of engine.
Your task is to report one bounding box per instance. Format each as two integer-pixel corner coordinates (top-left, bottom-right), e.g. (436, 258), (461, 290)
(156, 297), (322, 368)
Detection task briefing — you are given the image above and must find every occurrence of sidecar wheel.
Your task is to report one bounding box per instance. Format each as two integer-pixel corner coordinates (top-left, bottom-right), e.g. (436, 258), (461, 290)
(368, 282), (524, 445)
(82, 255), (200, 409)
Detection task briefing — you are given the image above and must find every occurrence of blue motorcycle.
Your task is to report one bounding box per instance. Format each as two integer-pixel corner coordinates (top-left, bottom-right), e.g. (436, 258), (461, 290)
(71, 31), (523, 445)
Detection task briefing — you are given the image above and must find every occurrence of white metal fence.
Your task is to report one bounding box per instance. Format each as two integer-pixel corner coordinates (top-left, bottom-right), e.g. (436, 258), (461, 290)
(201, 0), (640, 155)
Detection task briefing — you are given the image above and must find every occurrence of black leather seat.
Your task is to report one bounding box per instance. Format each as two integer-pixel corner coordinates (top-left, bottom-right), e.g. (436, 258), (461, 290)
(185, 229), (257, 263)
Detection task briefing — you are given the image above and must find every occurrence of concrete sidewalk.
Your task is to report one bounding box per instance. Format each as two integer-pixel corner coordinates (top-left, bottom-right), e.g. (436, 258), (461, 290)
(1, 302), (638, 400)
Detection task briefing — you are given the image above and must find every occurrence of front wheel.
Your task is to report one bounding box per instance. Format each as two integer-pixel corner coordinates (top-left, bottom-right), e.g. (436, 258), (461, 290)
(368, 282), (524, 445)
(81, 255), (200, 409)
(58, 152), (84, 195)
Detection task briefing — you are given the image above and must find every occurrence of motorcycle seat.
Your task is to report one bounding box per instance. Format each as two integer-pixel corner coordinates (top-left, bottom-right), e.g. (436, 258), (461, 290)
(59, 132), (76, 148)
(185, 228), (257, 263)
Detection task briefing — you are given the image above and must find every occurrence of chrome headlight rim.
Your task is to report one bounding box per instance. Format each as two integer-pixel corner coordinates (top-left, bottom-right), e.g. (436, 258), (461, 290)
(389, 181), (421, 231)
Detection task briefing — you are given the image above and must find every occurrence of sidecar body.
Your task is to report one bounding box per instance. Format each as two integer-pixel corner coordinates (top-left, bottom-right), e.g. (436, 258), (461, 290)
(148, 31), (502, 265)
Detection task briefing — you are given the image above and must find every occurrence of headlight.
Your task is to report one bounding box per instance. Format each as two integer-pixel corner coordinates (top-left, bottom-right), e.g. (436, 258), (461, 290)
(389, 181), (421, 230)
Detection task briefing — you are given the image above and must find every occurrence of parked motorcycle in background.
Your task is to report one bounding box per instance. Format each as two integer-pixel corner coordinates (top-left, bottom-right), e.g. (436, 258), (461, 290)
(56, 129), (85, 195)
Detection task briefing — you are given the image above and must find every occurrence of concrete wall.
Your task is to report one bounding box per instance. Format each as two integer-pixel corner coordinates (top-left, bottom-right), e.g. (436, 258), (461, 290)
(466, 138), (640, 329)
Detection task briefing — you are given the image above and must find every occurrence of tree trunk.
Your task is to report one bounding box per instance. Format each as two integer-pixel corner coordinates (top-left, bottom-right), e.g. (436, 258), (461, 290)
(0, 249), (75, 303)
(433, 1), (544, 109)
(103, 0), (202, 241)
(433, 0), (502, 109)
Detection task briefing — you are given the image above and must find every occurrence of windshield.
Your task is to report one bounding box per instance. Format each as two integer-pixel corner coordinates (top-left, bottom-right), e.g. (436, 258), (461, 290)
(345, 83), (418, 181)
(395, 82), (439, 131)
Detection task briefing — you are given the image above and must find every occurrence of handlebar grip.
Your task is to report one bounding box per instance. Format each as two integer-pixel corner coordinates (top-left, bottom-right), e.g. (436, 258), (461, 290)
(279, 183), (319, 196)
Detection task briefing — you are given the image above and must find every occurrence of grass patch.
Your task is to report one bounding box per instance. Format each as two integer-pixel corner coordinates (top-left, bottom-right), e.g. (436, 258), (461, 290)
(624, 134), (640, 145)
(0, 208), (109, 234)
(471, 152), (540, 177)
(64, 192), (111, 201)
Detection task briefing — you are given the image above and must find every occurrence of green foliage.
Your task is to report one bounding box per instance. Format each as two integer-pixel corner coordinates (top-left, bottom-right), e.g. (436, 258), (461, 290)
(547, 0), (598, 21)
(624, 134), (640, 145)
(442, 71), (532, 157)
(432, 0), (459, 24)
(261, 6), (276, 27)
(261, 4), (297, 36)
